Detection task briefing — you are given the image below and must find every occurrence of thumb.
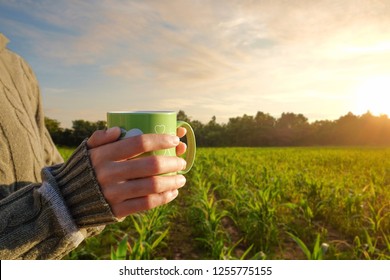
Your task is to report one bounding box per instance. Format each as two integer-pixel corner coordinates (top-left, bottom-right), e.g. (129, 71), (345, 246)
(87, 127), (121, 149)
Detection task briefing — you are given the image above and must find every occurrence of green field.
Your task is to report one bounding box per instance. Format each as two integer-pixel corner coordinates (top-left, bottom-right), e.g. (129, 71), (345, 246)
(58, 146), (390, 260)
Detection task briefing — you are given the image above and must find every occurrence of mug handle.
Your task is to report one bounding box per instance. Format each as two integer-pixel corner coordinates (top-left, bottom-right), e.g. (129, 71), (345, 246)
(176, 121), (196, 174)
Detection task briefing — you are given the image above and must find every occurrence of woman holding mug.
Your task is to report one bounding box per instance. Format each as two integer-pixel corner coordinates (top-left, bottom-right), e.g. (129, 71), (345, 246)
(0, 32), (189, 259)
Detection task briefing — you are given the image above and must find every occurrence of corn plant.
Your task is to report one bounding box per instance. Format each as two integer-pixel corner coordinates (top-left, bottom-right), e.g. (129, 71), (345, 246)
(239, 185), (280, 253)
(61, 146), (390, 260)
(190, 182), (232, 259)
(287, 232), (328, 260)
(110, 234), (128, 260)
(353, 230), (380, 260)
(109, 206), (171, 260)
(380, 232), (390, 260)
(364, 202), (390, 235)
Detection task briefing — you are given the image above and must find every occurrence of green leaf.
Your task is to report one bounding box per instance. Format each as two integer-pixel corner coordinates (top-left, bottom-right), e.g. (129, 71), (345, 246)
(111, 235), (128, 260)
(287, 232), (311, 260)
(151, 228), (169, 250)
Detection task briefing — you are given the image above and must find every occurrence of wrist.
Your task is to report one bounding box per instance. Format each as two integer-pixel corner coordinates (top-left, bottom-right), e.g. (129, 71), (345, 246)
(42, 139), (118, 228)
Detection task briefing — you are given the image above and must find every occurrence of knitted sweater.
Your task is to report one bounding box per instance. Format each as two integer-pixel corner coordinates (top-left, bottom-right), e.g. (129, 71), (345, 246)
(0, 33), (117, 259)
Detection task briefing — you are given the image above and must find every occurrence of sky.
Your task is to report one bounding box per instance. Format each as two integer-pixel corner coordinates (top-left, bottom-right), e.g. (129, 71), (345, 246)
(1, 0), (390, 128)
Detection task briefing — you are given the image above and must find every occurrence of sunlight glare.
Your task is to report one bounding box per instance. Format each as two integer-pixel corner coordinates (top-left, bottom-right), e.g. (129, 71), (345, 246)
(353, 76), (390, 116)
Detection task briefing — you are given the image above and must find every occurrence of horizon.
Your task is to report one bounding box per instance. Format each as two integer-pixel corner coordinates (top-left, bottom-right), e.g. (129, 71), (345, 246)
(50, 109), (389, 129)
(1, 1), (390, 128)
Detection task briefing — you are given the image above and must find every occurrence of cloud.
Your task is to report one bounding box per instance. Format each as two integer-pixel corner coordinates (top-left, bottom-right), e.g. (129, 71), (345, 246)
(103, 60), (148, 81)
(4, 1), (390, 62)
(2, 0), (390, 126)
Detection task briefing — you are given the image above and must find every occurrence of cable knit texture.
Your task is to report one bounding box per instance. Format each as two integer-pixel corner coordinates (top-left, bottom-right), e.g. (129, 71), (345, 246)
(0, 33), (117, 259)
(43, 140), (117, 227)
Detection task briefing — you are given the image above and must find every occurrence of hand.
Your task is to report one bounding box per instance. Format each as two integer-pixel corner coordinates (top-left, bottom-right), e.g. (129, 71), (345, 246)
(86, 127), (188, 218)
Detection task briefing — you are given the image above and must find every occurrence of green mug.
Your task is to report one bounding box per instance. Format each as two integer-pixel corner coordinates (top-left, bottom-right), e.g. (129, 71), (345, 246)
(107, 111), (196, 174)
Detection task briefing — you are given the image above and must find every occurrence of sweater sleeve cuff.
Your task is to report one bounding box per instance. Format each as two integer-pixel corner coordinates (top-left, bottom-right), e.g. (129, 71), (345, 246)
(42, 139), (118, 228)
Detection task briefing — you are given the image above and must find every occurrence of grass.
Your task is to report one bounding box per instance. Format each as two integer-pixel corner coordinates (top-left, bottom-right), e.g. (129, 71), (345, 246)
(58, 146), (390, 260)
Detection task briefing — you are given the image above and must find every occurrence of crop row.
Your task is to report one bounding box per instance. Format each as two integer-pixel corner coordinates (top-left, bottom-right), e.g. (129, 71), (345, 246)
(60, 147), (390, 259)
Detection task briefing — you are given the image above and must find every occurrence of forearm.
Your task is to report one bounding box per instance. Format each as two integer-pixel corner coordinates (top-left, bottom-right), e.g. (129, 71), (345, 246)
(0, 140), (118, 259)
(0, 182), (86, 259)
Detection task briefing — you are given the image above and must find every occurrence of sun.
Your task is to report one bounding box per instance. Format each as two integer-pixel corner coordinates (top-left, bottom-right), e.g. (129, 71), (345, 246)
(353, 75), (390, 116)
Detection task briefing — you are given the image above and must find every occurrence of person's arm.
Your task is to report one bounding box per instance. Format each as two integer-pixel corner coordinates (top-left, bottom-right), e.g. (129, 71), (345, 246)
(0, 33), (187, 259)
(0, 129), (187, 259)
(0, 139), (117, 260)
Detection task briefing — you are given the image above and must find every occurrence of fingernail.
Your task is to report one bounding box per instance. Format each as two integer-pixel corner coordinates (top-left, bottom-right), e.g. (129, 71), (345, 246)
(170, 189), (179, 200)
(181, 158), (187, 170)
(177, 175), (186, 187)
(106, 127), (117, 133)
(172, 136), (180, 146)
(107, 126), (122, 137)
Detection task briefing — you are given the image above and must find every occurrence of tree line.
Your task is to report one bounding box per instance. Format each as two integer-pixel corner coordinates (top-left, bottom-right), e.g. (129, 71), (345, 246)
(45, 118), (107, 147)
(45, 110), (390, 147)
